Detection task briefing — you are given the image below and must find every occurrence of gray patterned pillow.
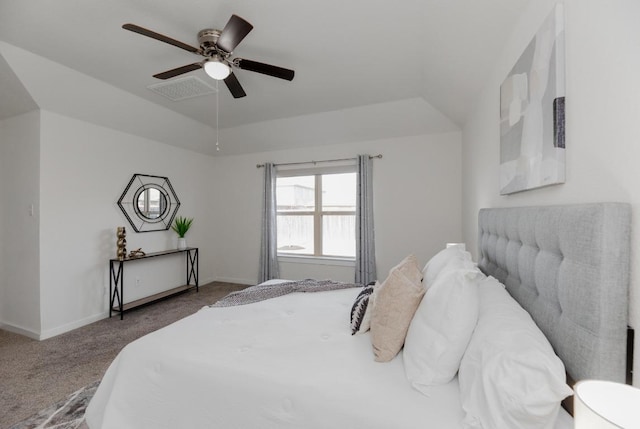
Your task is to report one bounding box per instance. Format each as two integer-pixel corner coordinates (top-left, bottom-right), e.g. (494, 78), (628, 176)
(350, 282), (376, 335)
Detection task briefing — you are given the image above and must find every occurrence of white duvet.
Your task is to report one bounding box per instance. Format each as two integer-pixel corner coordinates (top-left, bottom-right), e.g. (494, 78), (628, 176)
(86, 287), (572, 429)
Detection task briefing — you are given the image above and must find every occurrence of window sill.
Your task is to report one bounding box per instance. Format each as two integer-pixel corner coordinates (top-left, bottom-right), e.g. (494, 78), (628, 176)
(278, 255), (355, 267)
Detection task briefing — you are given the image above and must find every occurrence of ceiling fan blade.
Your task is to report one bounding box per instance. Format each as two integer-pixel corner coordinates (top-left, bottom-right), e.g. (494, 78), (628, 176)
(153, 63), (203, 80)
(216, 15), (254, 53)
(235, 58), (295, 81)
(224, 72), (247, 98)
(123, 23), (200, 54)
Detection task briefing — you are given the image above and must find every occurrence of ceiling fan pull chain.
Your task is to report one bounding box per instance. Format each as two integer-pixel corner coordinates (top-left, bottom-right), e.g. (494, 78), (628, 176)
(216, 80), (220, 152)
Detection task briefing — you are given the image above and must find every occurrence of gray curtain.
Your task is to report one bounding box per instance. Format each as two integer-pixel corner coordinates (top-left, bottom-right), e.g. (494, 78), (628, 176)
(355, 155), (377, 285)
(259, 163), (279, 283)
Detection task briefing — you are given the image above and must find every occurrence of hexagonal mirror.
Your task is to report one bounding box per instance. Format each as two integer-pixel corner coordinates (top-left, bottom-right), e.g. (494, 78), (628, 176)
(118, 174), (180, 232)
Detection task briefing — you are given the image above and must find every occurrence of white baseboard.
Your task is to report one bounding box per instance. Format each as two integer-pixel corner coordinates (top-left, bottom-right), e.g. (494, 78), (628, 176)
(39, 311), (109, 340)
(214, 276), (255, 286)
(0, 321), (41, 340)
(3, 279), (251, 341)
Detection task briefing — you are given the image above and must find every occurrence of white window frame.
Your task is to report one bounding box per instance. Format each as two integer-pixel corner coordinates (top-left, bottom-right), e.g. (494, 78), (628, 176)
(276, 163), (356, 260)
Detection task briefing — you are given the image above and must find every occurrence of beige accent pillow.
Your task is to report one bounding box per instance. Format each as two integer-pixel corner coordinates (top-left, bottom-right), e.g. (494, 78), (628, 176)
(370, 254), (425, 362)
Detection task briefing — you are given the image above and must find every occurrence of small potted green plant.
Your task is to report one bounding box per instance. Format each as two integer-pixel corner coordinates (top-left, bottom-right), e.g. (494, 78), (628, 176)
(172, 216), (193, 250)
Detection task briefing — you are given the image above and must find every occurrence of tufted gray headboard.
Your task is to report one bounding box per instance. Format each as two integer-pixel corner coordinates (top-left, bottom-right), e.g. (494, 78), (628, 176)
(478, 203), (631, 383)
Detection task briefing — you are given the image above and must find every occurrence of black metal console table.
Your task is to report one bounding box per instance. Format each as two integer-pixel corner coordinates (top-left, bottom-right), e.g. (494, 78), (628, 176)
(109, 247), (198, 319)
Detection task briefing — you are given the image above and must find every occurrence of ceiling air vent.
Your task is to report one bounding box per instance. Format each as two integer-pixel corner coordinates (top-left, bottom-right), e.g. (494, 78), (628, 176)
(147, 76), (217, 101)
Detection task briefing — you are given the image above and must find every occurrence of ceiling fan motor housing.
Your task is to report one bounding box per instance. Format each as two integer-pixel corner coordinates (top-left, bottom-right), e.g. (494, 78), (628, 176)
(197, 29), (222, 56)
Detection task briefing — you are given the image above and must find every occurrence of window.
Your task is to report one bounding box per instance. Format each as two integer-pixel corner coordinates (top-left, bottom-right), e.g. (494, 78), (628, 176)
(276, 169), (356, 258)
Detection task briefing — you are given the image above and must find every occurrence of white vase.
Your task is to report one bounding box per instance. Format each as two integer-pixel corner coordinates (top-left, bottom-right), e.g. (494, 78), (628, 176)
(177, 237), (187, 250)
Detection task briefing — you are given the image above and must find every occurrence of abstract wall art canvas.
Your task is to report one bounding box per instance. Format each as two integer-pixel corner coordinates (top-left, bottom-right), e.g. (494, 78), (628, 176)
(500, 3), (565, 195)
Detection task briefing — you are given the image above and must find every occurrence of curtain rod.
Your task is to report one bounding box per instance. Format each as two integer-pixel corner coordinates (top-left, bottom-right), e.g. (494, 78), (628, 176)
(256, 154), (382, 168)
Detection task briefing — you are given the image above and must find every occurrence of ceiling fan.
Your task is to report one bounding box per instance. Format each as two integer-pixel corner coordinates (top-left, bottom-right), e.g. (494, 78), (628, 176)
(122, 15), (295, 98)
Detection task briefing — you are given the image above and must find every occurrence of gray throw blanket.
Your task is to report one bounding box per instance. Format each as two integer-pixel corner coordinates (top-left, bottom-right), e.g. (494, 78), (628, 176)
(210, 279), (361, 307)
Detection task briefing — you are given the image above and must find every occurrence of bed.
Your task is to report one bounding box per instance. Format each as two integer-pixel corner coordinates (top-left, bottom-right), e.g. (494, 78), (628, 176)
(85, 203), (631, 429)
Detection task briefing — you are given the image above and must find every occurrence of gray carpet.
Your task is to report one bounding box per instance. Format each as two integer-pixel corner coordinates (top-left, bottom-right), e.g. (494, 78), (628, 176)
(0, 281), (248, 428)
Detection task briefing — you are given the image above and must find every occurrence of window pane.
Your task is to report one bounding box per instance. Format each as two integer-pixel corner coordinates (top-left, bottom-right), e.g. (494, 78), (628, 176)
(323, 215), (355, 257)
(277, 215), (314, 255)
(277, 176), (315, 211)
(322, 173), (356, 211)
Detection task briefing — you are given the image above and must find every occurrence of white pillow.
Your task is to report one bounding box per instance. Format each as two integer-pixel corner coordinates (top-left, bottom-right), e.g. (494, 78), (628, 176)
(458, 276), (572, 429)
(403, 266), (481, 391)
(422, 247), (474, 287)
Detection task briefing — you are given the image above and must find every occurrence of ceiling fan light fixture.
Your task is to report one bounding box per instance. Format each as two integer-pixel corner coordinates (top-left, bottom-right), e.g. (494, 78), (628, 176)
(204, 57), (231, 80)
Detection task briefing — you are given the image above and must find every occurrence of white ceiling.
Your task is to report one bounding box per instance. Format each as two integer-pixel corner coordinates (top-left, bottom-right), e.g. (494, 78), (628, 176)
(0, 0), (530, 135)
